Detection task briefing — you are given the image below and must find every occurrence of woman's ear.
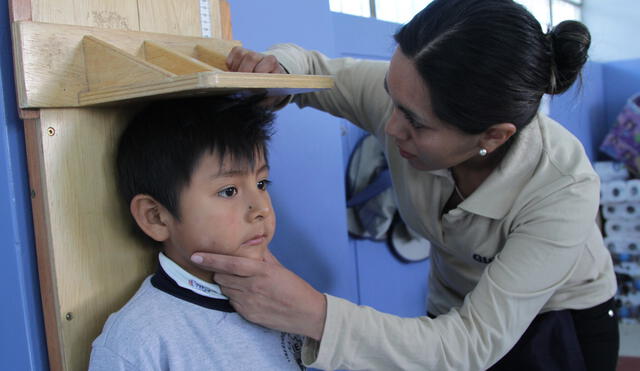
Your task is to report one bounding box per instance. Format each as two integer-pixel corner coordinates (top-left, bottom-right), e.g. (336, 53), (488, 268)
(479, 123), (517, 154)
(130, 194), (171, 242)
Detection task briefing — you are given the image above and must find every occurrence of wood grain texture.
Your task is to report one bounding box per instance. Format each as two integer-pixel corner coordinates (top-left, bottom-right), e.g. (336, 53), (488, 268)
(28, 1), (146, 370)
(14, 21), (331, 108)
(8, 0), (38, 120)
(13, 21), (241, 107)
(32, 0), (140, 29)
(137, 0), (222, 37)
(219, 0), (233, 40)
(84, 36), (174, 91)
(38, 108), (156, 371)
(143, 41), (220, 75)
(195, 44), (230, 71)
(9, 0), (32, 22)
(23, 118), (63, 371)
(78, 71), (334, 106)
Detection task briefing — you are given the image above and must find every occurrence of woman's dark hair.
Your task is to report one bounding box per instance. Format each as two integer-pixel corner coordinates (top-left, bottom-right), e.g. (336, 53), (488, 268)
(116, 95), (274, 239)
(394, 0), (591, 134)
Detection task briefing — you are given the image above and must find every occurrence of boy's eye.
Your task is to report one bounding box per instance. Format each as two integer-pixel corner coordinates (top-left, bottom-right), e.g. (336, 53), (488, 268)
(218, 187), (237, 198)
(257, 179), (272, 191)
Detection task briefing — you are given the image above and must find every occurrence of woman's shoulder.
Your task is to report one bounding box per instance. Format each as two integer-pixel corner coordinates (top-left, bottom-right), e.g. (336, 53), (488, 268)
(535, 114), (598, 182)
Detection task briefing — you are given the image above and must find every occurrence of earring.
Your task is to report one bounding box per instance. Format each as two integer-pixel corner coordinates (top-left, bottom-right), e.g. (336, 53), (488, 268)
(479, 148), (488, 157)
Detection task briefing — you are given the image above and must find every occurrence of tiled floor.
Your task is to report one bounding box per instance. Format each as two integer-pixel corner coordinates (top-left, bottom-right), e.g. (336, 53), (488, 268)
(618, 357), (640, 371)
(618, 322), (640, 371)
(619, 322), (640, 357)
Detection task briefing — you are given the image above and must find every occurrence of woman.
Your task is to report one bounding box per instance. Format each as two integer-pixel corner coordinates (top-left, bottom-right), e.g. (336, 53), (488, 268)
(191, 0), (619, 369)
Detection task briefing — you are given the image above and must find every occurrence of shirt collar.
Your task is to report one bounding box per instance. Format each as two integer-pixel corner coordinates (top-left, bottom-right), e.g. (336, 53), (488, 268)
(458, 115), (544, 219)
(158, 252), (228, 300)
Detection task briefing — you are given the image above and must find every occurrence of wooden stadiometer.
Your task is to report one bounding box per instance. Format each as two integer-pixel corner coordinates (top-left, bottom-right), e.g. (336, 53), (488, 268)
(8, 1), (333, 370)
(13, 21), (333, 108)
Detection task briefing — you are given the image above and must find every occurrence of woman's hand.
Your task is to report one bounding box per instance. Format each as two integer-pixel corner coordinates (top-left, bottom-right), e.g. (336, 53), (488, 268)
(226, 46), (286, 74)
(226, 46), (289, 108)
(191, 250), (327, 341)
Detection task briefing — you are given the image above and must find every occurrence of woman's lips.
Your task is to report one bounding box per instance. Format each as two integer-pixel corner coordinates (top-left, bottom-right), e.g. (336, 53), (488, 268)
(398, 147), (416, 159)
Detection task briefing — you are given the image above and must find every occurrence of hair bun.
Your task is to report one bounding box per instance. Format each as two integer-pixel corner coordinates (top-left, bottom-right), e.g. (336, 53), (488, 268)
(546, 20), (591, 95)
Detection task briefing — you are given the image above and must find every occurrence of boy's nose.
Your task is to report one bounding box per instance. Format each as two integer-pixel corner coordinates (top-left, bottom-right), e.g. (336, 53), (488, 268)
(247, 196), (272, 221)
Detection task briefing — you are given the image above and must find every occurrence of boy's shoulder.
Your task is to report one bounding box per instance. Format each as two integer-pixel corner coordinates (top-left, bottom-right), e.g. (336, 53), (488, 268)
(90, 276), (306, 371)
(91, 276), (227, 355)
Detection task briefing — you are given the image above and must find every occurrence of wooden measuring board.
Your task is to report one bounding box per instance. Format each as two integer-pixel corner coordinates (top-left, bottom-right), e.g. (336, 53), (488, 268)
(12, 21), (334, 108)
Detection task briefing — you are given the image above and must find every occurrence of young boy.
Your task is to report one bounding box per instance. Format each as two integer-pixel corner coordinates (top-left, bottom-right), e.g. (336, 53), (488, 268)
(89, 96), (305, 370)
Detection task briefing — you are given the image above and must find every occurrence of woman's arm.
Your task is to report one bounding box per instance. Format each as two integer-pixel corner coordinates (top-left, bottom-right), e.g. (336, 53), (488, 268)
(227, 44), (393, 136)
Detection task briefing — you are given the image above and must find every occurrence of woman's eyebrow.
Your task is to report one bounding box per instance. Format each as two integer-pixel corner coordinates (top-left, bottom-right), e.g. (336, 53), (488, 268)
(385, 72), (424, 124)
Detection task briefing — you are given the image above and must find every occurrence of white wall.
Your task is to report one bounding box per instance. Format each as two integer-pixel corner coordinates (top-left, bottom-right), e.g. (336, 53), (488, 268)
(583, 0), (640, 62)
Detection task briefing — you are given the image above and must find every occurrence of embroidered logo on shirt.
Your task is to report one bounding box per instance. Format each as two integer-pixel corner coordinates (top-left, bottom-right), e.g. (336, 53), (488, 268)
(188, 279), (215, 294)
(280, 333), (306, 370)
(472, 254), (494, 264)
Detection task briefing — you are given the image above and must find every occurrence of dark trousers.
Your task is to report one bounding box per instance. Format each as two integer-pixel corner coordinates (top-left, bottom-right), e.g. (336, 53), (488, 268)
(428, 297), (619, 371)
(488, 297), (619, 371)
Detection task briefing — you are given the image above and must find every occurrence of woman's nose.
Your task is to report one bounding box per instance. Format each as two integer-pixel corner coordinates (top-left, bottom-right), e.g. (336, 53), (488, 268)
(385, 110), (408, 141)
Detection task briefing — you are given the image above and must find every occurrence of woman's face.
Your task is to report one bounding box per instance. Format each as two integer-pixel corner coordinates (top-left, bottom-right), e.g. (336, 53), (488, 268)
(384, 48), (481, 171)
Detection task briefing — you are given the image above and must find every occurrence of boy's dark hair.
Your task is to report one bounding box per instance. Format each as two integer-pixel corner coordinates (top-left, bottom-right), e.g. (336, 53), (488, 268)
(116, 95), (275, 241)
(395, 0), (590, 134)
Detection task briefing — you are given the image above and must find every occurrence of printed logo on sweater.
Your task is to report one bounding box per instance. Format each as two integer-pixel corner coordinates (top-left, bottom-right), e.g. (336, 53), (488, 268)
(473, 254), (494, 264)
(280, 333), (306, 370)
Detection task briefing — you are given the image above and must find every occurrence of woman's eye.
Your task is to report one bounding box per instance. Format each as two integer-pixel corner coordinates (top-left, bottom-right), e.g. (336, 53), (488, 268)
(218, 187), (237, 198)
(403, 112), (422, 129)
(257, 179), (272, 191)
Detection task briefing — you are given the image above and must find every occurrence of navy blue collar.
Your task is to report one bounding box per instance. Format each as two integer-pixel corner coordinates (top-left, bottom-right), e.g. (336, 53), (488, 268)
(151, 266), (235, 313)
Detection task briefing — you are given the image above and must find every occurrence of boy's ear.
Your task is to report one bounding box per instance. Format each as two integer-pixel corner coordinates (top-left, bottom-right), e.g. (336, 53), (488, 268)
(130, 194), (171, 242)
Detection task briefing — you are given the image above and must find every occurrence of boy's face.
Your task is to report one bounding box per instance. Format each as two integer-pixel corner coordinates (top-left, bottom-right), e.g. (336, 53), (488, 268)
(163, 150), (275, 282)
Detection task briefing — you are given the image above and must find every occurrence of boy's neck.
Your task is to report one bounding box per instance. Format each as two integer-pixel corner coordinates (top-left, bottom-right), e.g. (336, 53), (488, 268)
(161, 248), (215, 283)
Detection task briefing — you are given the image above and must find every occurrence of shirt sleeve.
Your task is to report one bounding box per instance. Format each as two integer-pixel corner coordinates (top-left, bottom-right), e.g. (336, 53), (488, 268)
(265, 43), (393, 136)
(302, 175), (602, 371)
(89, 346), (139, 371)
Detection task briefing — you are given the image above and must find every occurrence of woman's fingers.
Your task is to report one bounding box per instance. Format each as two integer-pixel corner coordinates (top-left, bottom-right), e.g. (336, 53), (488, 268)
(254, 54), (282, 73)
(190, 252), (259, 277)
(226, 46), (283, 74)
(192, 250), (326, 340)
(226, 46), (247, 71)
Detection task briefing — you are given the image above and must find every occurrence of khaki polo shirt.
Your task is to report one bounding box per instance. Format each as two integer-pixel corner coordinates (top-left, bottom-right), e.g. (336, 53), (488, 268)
(269, 44), (617, 371)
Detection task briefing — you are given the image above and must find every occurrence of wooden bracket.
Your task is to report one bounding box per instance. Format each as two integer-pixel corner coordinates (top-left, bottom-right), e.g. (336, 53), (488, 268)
(12, 21), (333, 107)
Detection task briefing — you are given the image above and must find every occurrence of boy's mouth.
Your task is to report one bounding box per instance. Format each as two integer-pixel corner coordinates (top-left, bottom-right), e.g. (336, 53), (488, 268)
(243, 234), (267, 246)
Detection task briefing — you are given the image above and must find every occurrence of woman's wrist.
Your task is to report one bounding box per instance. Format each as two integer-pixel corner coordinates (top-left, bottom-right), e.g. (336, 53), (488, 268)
(308, 291), (327, 341)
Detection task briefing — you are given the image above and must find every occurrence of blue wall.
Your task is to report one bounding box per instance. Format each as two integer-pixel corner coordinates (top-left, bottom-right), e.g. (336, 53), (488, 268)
(549, 58), (640, 161)
(0, 3), (48, 370)
(549, 61), (606, 161)
(603, 59), (640, 127)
